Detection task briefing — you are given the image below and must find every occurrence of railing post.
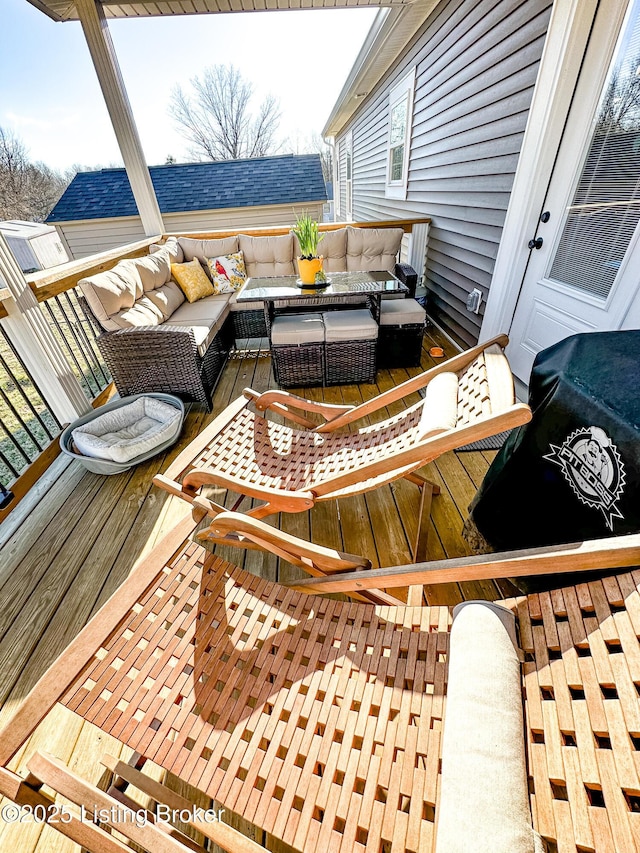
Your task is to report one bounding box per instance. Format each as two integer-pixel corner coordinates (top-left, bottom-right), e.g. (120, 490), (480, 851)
(407, 221), (429, 287)
(0, 236), (91, 423)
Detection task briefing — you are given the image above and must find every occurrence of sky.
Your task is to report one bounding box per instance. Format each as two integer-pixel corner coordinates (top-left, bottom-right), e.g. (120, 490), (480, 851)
(1, 0), (378, 172)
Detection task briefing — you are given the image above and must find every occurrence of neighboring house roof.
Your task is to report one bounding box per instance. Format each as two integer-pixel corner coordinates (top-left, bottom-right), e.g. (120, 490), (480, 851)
(47, 154), (327, 223)
(0, 220), (57, 238)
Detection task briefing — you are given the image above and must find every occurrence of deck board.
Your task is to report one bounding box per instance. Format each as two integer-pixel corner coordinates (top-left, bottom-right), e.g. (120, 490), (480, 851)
(0, 328), (507, 853)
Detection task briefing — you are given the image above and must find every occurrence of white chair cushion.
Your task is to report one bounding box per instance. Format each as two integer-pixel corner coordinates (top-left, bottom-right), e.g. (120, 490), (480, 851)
(323, 309), (378, 342)
(379, 298), (426, 326)
(271, 314), (324, 345)
(418, 371), (459, 438)
(72, 397), (181, 464)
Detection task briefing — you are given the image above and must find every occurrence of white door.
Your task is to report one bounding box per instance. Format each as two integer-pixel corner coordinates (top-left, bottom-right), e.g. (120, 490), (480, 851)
(508, 0), (640, 383)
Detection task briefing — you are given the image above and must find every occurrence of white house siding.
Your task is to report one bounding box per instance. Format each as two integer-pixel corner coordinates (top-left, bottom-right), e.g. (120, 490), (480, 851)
(334, 0), (552, 347)
(57, 202), (326, 259)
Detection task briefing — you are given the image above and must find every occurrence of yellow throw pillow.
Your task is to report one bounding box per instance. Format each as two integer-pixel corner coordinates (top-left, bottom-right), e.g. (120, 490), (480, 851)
(171, 259), (214, 303)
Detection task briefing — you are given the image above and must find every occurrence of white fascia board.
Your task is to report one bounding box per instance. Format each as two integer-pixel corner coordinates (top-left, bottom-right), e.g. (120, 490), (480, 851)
(322, 0), (440, 140)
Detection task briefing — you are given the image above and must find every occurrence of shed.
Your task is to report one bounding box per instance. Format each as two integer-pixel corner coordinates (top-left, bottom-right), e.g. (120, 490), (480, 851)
(47, 154), (328, 259)
(0, 220), (70, 273)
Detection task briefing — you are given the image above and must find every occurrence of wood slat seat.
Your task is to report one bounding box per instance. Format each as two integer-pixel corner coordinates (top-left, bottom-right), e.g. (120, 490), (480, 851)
(1, 515), (640, 852)
(154, 334), (531, 558)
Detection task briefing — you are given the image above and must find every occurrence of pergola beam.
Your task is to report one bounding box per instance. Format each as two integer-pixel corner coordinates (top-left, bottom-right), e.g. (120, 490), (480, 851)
(74, 0), (165, 237)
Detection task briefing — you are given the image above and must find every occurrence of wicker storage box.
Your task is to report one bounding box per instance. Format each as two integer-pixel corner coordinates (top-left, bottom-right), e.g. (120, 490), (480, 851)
(377, 299), (426, 368)
(271, 313), (324, 387)
(323, 309), (378, 385)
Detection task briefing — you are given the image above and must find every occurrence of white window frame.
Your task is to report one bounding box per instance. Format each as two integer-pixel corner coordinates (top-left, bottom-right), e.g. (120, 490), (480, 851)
(345, 131), (353, 219)
(385, 68), (416, 200)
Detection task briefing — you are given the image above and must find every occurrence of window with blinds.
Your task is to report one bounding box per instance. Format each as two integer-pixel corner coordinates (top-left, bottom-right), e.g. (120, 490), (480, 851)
(550, 0), (640, 300)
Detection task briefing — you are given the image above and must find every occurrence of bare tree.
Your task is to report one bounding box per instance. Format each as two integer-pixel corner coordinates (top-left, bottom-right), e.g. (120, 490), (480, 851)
(0, 127), (68, 221)
(169, 65), (281, 161)
(597, 54), (640, 132)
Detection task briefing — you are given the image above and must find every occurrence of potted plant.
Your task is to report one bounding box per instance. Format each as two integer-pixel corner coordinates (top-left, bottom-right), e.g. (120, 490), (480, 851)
(292, 214), (324, 285)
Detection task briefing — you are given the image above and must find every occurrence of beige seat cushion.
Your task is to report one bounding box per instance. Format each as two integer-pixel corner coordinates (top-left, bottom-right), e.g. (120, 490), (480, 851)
(228, 292), (264, 313)
(118, 253), (172, 293)
(418, 371), (458, 438)
(435, 601), (539, 853)
(379, 298), (426, 326)
(346, 226), (403, 272)
(293, 228), (348, 274)
(239, 234), (295, 277)
(168, 293), (231, 356)
(271, 313), (324, 346)
(323, 309), (378, 342)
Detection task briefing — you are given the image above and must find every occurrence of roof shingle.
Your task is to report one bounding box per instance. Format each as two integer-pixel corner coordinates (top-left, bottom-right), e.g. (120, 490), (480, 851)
(47, 154), (327, 222)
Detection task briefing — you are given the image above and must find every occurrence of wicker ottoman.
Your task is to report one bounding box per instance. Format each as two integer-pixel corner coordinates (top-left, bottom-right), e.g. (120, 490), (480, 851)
(377, 298), (426, 368)
(271, 313), (325, 387)
(323, 309), (378, 385)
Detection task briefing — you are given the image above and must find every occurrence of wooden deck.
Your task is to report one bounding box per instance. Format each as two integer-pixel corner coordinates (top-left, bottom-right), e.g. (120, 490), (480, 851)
(0, 327), (512, 853)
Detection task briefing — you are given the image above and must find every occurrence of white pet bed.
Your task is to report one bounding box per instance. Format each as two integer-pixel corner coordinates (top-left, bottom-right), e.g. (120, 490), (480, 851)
(60, 393), (185, 475)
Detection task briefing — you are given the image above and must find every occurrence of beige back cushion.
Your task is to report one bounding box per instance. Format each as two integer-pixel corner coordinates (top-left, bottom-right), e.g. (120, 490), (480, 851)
(79, 268), (140, 332)
(418, 372), (459, 439)
(239, 234), (295, 277)
(79, 253), (184, 330)
(178, 236), (239, 270)
(118, 253), (171, 293)
(346, 226), (403, 272)
(149, 237), (184, 264)
(292, 228), (348, 273)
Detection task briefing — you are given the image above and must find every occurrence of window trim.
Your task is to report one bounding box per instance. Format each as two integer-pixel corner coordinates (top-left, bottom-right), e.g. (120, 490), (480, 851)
(345, 131), (353, 219)
(385, 68), (416, 200)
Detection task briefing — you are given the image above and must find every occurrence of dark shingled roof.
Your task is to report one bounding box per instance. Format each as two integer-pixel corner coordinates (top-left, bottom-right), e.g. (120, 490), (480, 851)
(47, 154), (327, 223)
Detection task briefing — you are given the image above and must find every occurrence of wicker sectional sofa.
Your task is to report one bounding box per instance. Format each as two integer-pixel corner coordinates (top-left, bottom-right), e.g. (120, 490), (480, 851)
(78, 227), (418, 409)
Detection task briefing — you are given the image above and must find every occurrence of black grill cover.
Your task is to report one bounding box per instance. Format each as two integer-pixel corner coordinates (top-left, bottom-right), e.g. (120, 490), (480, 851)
(469, 331), (640, 556)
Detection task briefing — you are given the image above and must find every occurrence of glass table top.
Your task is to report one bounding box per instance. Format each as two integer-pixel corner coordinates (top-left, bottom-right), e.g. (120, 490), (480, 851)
(236, 270), (408, 302)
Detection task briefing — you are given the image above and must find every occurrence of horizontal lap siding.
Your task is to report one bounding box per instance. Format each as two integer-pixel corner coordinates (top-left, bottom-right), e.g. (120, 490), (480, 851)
(57, 203), (324, 259)
(338, 0), (552, 347)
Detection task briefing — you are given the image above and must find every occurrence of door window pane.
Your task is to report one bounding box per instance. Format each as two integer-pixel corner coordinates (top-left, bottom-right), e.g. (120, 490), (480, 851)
(550, 0), (640, 299)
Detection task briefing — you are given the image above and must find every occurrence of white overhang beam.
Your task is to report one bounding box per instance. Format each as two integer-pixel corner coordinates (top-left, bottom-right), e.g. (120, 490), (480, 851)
(74, 0), (164, 237)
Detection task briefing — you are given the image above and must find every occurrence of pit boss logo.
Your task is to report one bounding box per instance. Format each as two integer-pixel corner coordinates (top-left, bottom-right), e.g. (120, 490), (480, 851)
(544, 426), (626, 530)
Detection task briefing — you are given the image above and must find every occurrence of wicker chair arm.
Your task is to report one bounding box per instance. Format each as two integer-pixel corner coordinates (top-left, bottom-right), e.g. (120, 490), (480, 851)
(99, 323), (197, 347)
(394, 262), (418, 298)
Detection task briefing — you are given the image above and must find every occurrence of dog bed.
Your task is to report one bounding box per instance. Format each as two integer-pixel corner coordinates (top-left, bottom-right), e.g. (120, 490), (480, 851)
(60, 393), (185, 475)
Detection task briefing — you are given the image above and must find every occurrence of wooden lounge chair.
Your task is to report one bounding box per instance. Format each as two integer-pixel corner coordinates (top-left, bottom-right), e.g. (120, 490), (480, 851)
(154, 333), (531, 559)
(1, 512), (639, 853)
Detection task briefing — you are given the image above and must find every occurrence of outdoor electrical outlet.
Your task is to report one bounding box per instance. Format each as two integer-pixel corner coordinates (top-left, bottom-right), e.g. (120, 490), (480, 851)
(466, 288), (483, 314)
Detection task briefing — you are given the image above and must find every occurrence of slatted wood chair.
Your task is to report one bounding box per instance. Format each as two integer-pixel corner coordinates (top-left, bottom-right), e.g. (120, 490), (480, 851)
(154, 334), (531, 559)
(1, 513), (639, 853)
